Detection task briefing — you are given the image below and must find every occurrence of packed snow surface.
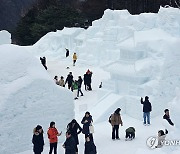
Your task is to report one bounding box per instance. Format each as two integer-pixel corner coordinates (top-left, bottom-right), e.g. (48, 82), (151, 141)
(0, 30), (11, 45)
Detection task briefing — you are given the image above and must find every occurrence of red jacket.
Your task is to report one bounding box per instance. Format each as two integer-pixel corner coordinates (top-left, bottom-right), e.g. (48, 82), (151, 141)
(47, 127), (59, 143)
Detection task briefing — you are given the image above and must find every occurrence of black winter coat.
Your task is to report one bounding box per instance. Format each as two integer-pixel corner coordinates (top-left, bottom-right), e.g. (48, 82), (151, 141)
(141, 100), (152, 113)
(64, 136), (76, 154)
(163, 114), (174, 126)
(81, 116), (93, 134)
(78, 78), (83, 88)
(32, 133), (44, 153)
(84, 74), (88, 85)
(67, 122), (82, 145)
(40, 57), (46, 65)
(86, 74), (92, 85)
(65, 74), (73, 85)
(84, 141), (97, 154)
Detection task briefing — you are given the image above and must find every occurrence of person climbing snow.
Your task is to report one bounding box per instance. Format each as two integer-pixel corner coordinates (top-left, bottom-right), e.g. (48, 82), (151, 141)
(73, 53), (77, 66)
(59, 76), (65, 87)
(40, 57), (47, 70)
(141, 96), (152, 126)
(109, 108), (123, 140)
(32, 125), (44, 154)
(47, 121), (62, 154)
(67, 119), (82, 154)
(125, 127), (135, 141)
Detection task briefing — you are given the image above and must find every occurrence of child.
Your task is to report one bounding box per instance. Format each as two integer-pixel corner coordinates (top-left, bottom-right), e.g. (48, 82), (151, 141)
(84, 136), (97, 154)
(125, 127), (135, 141)
(155, 129), (168, 148)
(59, 76), (65, 87)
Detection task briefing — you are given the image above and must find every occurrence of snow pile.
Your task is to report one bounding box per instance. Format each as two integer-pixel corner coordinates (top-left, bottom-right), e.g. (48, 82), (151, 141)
(0, 30), (11, 45)
(0, 44), (74, 154)
(30, 7), (180, 120)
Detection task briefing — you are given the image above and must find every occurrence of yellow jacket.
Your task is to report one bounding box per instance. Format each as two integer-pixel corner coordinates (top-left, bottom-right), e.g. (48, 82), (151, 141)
(73, 54), (77, 60)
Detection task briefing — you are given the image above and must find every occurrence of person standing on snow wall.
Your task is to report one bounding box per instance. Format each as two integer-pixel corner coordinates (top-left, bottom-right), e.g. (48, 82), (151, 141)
(47, 121), (62, 154)
(141, 96), (152, 126)
(40, 57), (48, 70)
(73, 53), (77, 66)
(110, 108), (123, 140)
(32, 125), (44, 154)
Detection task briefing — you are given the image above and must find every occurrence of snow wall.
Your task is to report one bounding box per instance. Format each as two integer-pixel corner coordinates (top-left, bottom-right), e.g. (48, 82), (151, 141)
(32, 7), (180, 120)
(0, 30), (11, 45)
(0, 45), (74, 154)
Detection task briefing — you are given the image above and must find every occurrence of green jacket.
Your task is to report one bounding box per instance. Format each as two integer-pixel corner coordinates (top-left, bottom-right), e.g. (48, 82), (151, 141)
(126, 127), (135, 133)
(72, 81), (78, 90)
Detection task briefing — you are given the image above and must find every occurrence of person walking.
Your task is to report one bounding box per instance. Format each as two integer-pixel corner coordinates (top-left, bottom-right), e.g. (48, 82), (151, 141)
(77, 76), (83, 97)
(141, 96), (152, 126)
(73, 53), (77, 66)
(163, 109), (174, 126)
(40, 57), (47, 70)
(32, 125), (44, 154)
(84, 136), (97, 154)
(109, 108), (123, 140)
(59, 76), (65, 87)
(65, 72), (74, 91)
(67, 119), (82, 154)
(63, 131), (76, 154)
(81, 112), (94, 142)
(47, 121), (62, 154)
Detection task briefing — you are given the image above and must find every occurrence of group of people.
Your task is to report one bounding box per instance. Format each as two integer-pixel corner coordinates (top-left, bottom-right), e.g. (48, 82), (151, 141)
(32, 112), (97, 154)
(53, 70), (93, 100)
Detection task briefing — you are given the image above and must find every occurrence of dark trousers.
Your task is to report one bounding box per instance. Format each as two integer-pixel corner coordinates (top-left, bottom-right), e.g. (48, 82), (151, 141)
(112, 125), (119, 139)
(42, 64), (47, 70)
(73, 60), (76, 65)
(126, 132), (135, 139)
(77, 87), (83, 97)
(49, 142), (57, 154)
(85, 134), (94, 142)
(34, 152), (41, 154)
(68, 83), (73, 91)
(75, 145), (78, 152)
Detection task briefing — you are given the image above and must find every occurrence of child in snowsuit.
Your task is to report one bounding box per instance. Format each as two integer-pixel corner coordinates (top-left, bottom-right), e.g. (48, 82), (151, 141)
(125, 127), (135, 141)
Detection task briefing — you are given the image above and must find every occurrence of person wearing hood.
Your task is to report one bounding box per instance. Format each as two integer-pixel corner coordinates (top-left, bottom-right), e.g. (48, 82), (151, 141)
(62, 131), (76, 154)
(67, 119), (82, 153)
(110, 108), (123, 140)
(86, 70), (92, 91)
(47, 121), (62, 154)
(32, 125), (44, 154)
(141, 96), (152, 126)
(40, 57), (47, 70)
(66, 48), (70, 57)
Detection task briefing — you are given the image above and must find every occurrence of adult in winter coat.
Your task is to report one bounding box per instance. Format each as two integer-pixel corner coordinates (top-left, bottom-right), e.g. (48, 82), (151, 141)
(155, 129), (168, 148)
(63, 131), (76, 154)
(81, 112), (94, 142)
(47, 121), (62, 154)
(40, 57), (47, 70)
(110, 108), (123, 140)
(59, 76), (65, 87)
(86, 70), (92, 91)
(67, 119), (82, 153)
(73, 53), (77, 66)
(141, 96), (152, 125)
(125, 127), (135, 141)
(163, 109), (174, 126)
(84, 136), (97, 154)
(65, 72), (74, 90)
(66, 48), (70, 57)
(32, 125), (44, 154)
(84, 73), (88, 90)
(77, 76), (83, 97)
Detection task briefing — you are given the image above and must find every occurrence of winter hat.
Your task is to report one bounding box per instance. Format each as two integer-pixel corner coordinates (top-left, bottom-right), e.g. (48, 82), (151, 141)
(145, 96), (149, 100)
(50, 121), (55, 128)
(164, 109), (169, 113)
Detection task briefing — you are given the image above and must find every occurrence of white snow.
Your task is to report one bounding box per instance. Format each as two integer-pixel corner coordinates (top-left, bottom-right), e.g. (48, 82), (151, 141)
(0, 45), (74, 154)
(0, 6), (180, 154)
(0, 30), (11, 45)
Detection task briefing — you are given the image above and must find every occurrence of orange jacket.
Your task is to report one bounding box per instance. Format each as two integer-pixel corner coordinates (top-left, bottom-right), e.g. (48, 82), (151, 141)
(47, 127), (59, 143)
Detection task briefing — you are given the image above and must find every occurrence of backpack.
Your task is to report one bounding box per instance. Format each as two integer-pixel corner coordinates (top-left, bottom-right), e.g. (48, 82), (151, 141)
(108, 115), (112, 123)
